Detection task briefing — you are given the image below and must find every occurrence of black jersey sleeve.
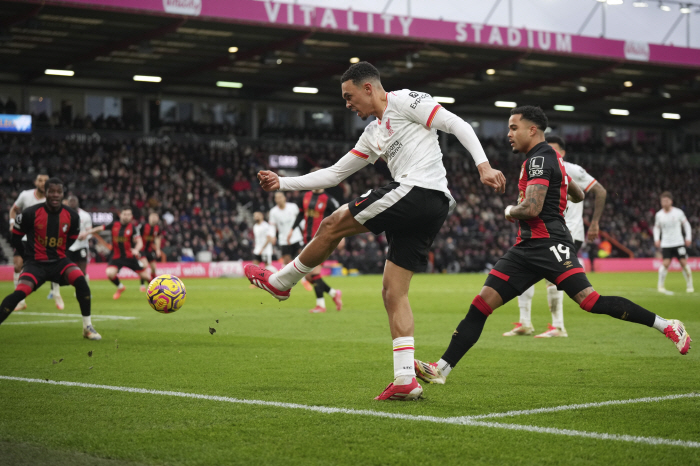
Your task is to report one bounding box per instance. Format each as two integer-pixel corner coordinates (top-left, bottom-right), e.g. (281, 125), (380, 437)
(66, 209), (81, 250)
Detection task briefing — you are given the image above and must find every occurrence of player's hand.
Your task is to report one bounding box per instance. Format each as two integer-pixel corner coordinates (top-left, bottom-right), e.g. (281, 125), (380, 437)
(654, 240), (661, 248)
(587, 221), (600, 241)
(78, 231), (88, 241)
(478, 163), (506, 193)
(131, 248), (140, 257)
(686, 240), (692, 247)
(257, 170), (280, 192)
(286, 231), (293, 243)
(504, 205), (516, 223)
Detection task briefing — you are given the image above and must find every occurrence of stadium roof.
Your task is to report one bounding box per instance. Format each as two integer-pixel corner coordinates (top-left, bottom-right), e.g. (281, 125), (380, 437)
(2, 0), (700, 128)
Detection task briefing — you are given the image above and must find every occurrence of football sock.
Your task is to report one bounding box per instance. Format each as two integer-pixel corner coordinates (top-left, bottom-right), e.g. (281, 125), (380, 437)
(682, 265), (693, 289)
(270, 257), (313, 291)
(13, 272), (25, 307)
(580, 292), (655, 327)
(437, 358), (452, 377)
(441, 296), (491, 368)
(0, 290), (28, 324)
(315, 297), (326, 309)
(548, 286), (565, 328)
(328, 288), (337, 298)
(141, 277), (148, 286)
(52, 282), (62, 298)
(82, 315), (92, 328)
(393, 337), (415, 380)
(109, 276), (121, 287)
(658, 265), (668, 288)
(73, 276), (91, 317)
(517, 285), (534, 327)
(652, 315), (669, 333)
(314, 278), (331, 297)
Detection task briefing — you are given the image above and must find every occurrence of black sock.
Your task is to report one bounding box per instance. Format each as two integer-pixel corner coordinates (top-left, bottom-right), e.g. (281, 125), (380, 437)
(141, 277), (147, 285)
(441, 296), (491, 368)
(314, 281), (325, 299)
(0, 290), (28, 325)
(73, 276), (91, 317)
(317, 278), (331, 295)
(584, 294), (656, 327)
(109, 276), (121, 287)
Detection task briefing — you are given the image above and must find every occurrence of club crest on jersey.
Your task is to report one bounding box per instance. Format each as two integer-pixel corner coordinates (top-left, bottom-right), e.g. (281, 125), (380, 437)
(528, 156), (544, 178)
(386, 118), (394, 136)
(62, 224), (68, 233)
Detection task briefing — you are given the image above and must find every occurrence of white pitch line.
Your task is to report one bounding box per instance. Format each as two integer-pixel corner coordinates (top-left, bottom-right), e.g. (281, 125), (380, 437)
(0, 376), (698, 448)
(456, 392), (700, 420)
(13, 312), (137, 320)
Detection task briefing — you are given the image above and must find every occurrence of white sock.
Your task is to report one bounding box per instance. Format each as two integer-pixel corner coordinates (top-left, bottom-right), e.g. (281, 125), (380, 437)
(269, 257), (313, 291)
(266, 263), (278, 273)
(653, 315), (669, 333)
(547, 286), (565, 329)
(393, 337), (415, 380)
(658, 266), (668, 289)
(437, 358), (452, 377)
(82, 315), (92, 328)
(118, 282), (125, 290)
(517, 285), (534, 327)
(85, 273), (90, 285)
(682, 265), (693, 289)
(328, 288), (337, 298)
(52, 282), (62, 298)
(315, 297), (325, 308)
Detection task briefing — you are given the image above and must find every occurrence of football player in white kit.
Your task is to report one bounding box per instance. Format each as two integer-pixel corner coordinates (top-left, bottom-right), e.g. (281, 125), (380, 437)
(654, 191), (693, 294)
(8, 173), (65, 311)
(64, 195), (93, 277)
(246, 61), (506, 400)
(269, 192), (302, 265)
(252, 211), (276, 272)
(504, 136), (607, 338)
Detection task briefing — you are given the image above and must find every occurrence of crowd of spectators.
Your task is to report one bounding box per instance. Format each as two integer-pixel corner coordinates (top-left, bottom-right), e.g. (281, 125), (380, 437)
(1, 131), (698, 274)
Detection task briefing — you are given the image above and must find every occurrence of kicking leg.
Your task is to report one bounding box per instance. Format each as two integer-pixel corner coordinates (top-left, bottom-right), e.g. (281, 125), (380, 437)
(63, 265), (100, 340)
(0, 279), (35, 325)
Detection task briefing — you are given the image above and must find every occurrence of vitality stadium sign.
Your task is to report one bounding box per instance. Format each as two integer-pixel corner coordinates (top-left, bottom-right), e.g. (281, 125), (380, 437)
(42, 0), (700, 68)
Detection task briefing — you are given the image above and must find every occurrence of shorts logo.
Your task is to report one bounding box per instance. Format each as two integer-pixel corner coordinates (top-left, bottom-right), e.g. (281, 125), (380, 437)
(15, 214), (22, 226)
(563, 260), (573, 268)
(528, 156), (544, 178)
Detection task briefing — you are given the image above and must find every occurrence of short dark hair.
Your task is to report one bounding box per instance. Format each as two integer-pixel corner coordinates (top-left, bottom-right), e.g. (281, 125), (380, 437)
(121, 206), (132, 212)
(511, 105), (548, 131)
(660, 191), (673, 200)
(340, 61), (380, 86)
(546, 135), (566, 150)
(46, 177), (64, 189)
(36, 173), (49, 179)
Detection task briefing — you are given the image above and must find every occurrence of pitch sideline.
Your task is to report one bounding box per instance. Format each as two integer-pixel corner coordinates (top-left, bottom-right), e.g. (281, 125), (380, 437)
(0, 375), (698, 449)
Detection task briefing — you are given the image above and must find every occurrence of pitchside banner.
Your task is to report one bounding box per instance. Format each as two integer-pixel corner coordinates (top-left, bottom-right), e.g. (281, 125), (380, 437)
(0, 114), (32, 133)
(41, 0), (700, 68)
(0, 258), (698, 281)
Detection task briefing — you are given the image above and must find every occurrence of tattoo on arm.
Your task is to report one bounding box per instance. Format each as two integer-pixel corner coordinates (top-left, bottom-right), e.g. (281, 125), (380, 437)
(510, 184), (548, 220)
(589, 182), (607, 223)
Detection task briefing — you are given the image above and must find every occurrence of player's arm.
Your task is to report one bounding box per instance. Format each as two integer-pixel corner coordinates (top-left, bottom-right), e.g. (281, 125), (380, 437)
(567, 178), (585, 203)
(154, 234), (162, 256)
(586, 181), (607, 241)
(505, 184), (548, 221)
(132, 236), (143, 256)
(79, 224), (105, 240)
(653, 213), (661, 248)
(430, 108), (506, 193)
(682, 213), (692, 247)
(10, 210), (28, 254)
(258, 152), (369, 192)
(66, 213), (80, 250)
(288, 210), (305, 243)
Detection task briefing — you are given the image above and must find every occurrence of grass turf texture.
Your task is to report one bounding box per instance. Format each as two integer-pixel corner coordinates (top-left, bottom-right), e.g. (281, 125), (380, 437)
(0, 272), (698, 465)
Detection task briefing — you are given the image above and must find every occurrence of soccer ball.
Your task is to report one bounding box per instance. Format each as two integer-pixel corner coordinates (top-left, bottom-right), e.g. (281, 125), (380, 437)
(146, 274), (187, 313)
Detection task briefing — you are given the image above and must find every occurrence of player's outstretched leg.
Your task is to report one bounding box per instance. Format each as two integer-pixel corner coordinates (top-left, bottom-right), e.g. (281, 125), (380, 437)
(13, 270), (26, 311)
(246, 206), (367, 301)
(0, 281), (33, 325)
(52, 282), (64, 310)
(535, 284), (568, 338)
(307, 274), (325, 313)
(504, 285), (534, 336)
(107, 266), (125, 300)
(578, 289), (690, 355)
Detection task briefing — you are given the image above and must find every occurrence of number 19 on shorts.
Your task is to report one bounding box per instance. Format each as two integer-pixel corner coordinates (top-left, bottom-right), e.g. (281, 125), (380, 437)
(549, 244), (571, 262)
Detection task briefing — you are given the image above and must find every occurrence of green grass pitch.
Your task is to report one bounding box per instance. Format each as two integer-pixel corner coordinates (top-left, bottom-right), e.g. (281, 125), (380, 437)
(0, 271), (698, 465)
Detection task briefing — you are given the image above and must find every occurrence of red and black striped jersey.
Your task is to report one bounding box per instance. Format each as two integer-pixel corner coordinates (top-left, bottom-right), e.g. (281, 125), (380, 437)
(105, 221), (141, 259)
(515, 142), (572, 246)
(140, 223), (161, 252)
(11, 204), (79, 263)
(294, 192), (340, 243)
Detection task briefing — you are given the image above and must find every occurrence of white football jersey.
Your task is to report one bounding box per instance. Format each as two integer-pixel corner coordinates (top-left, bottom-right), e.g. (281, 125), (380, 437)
(654, 207), (691, 248)
(253, 221), (274, 257)
(69, 208), (93, 251)
(269, 203), (302, 246)
(562, 161), (597, 242)
(13, 189), (46, 241)
(351, 89), (455, 210)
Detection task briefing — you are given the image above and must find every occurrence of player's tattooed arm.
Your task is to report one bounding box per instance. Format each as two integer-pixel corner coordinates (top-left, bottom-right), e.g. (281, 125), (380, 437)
(508, 184), (548, 220)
